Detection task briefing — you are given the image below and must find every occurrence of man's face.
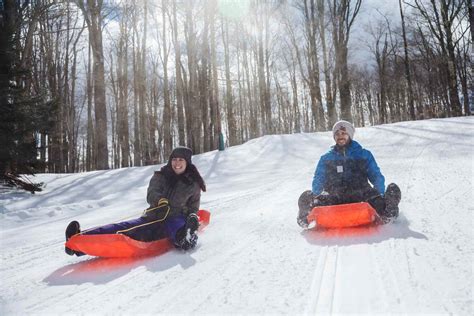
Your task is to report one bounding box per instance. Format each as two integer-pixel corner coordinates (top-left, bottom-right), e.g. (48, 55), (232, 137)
(334, 129), (350, 146)
(171, 157), (187, 175)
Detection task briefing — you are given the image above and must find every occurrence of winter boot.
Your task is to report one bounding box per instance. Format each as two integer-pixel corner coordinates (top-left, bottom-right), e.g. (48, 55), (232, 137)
(297, 190), (313, 228)
(65, 221), (84, 256)
(382, 183), (401, 223)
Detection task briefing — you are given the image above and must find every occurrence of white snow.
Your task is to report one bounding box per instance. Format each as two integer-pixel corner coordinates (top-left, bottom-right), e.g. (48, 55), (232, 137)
(1, 117), (473, 315)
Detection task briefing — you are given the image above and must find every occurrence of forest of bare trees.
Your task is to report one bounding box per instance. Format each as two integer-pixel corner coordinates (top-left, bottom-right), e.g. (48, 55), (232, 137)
(1, 0), (472, 176)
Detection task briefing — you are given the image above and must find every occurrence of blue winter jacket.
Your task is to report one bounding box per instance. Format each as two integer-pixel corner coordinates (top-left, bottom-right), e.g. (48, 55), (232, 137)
(312, 140), (385, 196)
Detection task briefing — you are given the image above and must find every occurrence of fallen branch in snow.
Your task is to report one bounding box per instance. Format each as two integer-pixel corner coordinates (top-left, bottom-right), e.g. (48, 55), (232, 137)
(1, 172), (43, 194)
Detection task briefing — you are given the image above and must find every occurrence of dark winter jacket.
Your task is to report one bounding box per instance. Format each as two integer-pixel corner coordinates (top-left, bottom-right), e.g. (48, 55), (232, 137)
(312, 140), (385, 197)
(145, 165), (203, 220)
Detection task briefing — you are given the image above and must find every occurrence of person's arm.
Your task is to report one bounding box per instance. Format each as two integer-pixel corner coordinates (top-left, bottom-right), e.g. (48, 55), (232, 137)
(311, 156), (326, 195)
(146, 172), (167, 207)
(184, 187), (201, 216)
(366, 151), (385, 195)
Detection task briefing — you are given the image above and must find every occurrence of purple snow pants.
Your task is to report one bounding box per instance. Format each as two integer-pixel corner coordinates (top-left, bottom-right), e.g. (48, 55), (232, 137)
(82, 215), (186, 243)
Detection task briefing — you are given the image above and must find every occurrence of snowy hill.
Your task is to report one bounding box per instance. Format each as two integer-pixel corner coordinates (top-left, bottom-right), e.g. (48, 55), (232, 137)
(1, 117), (473, 315)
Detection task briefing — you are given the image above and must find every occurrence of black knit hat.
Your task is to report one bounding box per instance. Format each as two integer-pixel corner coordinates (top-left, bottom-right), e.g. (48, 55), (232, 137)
(168, 146), (193, 165)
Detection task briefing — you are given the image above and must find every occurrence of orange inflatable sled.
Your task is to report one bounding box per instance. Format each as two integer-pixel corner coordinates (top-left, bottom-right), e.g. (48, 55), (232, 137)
(65, 210), (211, 258)
(306, 202), (377, 229)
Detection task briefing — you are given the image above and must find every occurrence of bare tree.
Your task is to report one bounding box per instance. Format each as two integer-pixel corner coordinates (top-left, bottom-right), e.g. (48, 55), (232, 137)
(161, 0), (172, 159)
(75, 0), (109, 170)
(184, 1), (201, 153)
(110, 4), (131, 168)
(221, 16), (237, 146)
(409, 0), (465, 116)
(399, 0), (416, 120)
(171, 0), (186, 146)
(209, 0), (222, 150)
(318, 0), (335, 128)
(329, 0), (362, 122)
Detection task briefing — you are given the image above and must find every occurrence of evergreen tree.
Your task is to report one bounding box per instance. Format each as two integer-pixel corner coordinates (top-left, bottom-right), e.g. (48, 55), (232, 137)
(0, 0), (52, 191)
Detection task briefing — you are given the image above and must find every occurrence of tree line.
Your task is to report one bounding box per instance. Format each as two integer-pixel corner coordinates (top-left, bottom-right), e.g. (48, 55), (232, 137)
(1, 0), (472, 176)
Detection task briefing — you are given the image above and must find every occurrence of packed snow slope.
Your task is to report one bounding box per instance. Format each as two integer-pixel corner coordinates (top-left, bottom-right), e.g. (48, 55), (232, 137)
(1, 117), (473, 315)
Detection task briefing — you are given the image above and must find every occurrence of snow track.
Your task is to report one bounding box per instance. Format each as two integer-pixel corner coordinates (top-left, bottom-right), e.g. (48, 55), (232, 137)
(1, 118), (473, 315)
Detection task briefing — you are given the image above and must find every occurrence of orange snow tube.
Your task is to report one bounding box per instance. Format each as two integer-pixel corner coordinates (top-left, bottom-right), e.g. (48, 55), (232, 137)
(306, 202), (376, 229)
(65, 210), (211, 258)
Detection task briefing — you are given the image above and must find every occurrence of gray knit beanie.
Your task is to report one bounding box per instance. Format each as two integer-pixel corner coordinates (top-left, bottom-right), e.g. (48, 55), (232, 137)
(332, 120), (355, 140)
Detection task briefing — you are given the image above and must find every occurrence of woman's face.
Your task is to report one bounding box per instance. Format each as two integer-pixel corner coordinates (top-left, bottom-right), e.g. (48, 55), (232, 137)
(171, 157), (187, 175)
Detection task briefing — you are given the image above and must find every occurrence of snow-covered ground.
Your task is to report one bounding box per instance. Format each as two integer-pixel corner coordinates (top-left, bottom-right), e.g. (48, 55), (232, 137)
(1, 117), (473, 315)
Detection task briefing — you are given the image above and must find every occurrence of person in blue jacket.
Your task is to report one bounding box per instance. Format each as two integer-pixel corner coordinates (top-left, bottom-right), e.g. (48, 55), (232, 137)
(65, 147), (206, 256)
(297, 120), (401, 228)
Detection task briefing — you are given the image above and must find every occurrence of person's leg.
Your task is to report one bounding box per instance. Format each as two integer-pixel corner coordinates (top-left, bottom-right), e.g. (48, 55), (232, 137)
(118, 219), (169, 242)
(81, 217), (148, 235)
(164, 215), (198, 250)
(362, 188), (386, 217)
(297, 190), (340, 227)
(364, 184), (401, 223)
(164, 215), (186, 244)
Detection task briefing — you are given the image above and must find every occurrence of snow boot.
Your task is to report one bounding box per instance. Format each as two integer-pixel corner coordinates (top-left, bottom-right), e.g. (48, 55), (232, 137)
(65, 221), (84, 256)
(66, 221), (81, 240)
(381, 183), (401, 223)
(297, 190), (313, 228)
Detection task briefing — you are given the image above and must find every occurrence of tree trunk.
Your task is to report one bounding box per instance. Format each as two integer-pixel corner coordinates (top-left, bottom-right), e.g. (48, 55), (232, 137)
(86, 41), (94, 171)
(304, 0), (325, 131)
(139, 1), (149, 163)
(317, 0), (334, 129)
(209, 0), (221, 150)
(330, 0), (362, 123)
(162, 0), (172, 159)
(184, 1), (201, 152)
(440, 0), (462, 116)
(200, 3), (211, 152)
(222, 18), (237, 146)
(77, 0), (109, 170)
(172, 1), (186, 146)
(399, 0), (416, 120)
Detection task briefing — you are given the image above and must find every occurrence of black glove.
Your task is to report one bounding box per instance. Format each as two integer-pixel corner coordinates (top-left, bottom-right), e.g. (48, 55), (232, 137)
(142, 198), (170, 220)
(174, 227), (198, 250)
(312, 193), (334, 207)
(174, 213), (200, 250)
(186, 213), (200, 233)
(181, 233), (198, 250)
(313, 194), (322, 206)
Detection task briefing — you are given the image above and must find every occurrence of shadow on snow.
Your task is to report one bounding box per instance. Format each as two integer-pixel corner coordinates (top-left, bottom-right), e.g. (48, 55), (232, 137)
(43, 247), (199, 286)
(301, 214), (427, 247)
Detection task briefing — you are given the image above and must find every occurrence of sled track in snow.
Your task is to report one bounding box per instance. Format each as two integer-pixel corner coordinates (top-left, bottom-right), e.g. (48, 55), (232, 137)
(370, 243), (408, 314)
(304, 246), (339, 314)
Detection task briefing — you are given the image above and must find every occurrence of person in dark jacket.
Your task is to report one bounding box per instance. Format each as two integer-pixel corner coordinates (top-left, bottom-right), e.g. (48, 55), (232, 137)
(297, 120), (401, 228)
(65, 147), (206, 255)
